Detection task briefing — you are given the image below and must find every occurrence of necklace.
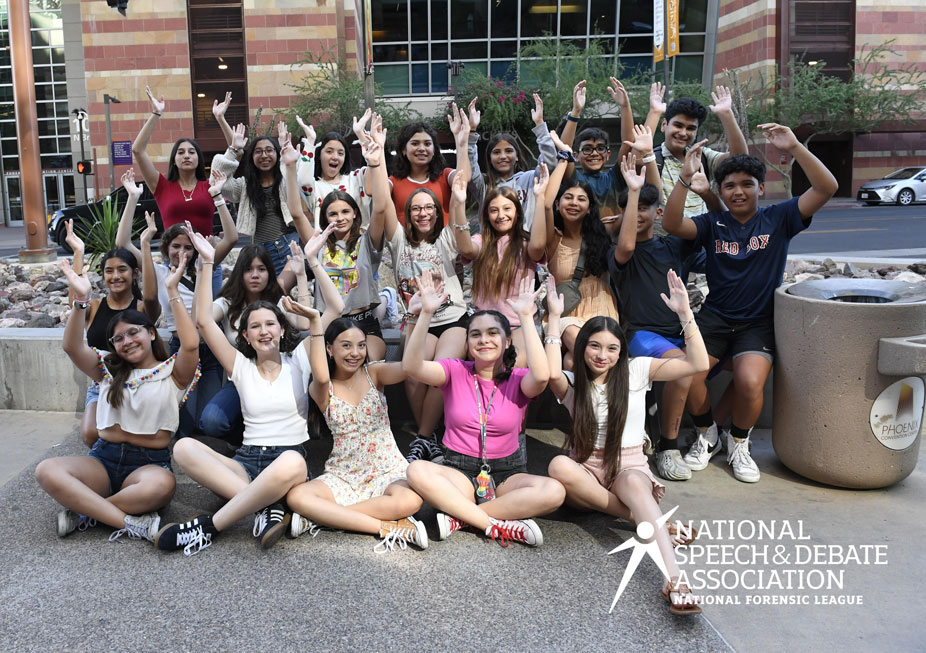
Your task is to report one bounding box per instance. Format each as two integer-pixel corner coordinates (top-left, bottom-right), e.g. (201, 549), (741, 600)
(181, 185), (195, 202)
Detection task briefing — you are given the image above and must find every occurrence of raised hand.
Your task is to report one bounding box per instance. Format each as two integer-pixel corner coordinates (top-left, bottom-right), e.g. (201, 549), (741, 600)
(607, 77), (629, 106)
(369, 112), (387, 147)
(139, 211), (158, 246)
(166, 251), (191, 290)
(121, 168), (142, 198)
(660, 269), (691, 316)
(295, 115), (316, 144)
(212, 91), (232, 119)
(361, 139), (383, 168)
(353, 108), (372, 143)
(650, 81), (667, 115)
(467, 97), (481, 132)
(624, 124), (654, 156)
(60, 258), (91, 299)
(550, 129), (569, 153)
(709, 85), (733, 116)
(572, 80), (587, 116)
(532, 162), (550, 197)
(689, 166), (711, 195)
(208, 169), (227, 197)
(758, 123), (799, 152)
(451, 167), (468, 204)
(145, 85), (165, 115)
(304, 223), (335, 261)
(231, 123), (248, 151)
(682, 139), (709, 180)
(281, 295), (320, 320)
(530, 93), (544, 126)
(280, 138), (300, 166)
(448, 103), (470, 147)
(506, 274), (541, 317)
(182, 221), (215, 264)
(286, 238), (306, 278)
(64, 218), (85, 257)
(415, 273), (447, 315)
(544, 275), (564, 319)
(277, 120), (291, 147)
(620, 153), (645, 191)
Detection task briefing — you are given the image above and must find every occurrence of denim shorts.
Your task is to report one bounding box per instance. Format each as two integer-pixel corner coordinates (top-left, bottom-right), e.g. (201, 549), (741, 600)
(442, 444), (527, 487)
(232, 444), (309, 482)
(88, 439), (172, 495)
(85, 380), (101, 408)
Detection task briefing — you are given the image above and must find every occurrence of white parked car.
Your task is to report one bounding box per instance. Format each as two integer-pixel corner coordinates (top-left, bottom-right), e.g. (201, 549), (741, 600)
(857, 166), (926, 206)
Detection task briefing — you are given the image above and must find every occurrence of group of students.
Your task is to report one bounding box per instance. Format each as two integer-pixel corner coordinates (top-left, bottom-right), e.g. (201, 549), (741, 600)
(34, 78), (837, 615)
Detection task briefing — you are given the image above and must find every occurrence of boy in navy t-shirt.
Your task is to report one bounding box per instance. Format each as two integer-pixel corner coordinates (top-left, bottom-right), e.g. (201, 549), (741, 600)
(609, 159), (713, 482)
(662, 123), (838, 484)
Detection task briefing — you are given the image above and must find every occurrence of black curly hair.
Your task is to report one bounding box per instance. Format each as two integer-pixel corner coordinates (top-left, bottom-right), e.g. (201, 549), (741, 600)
(618, 182), (662, 210)
(715, 154), (766, 186)
(665, 98), (708, 126)
(393, 121), (446, 181)
(465, 310), (518, 382)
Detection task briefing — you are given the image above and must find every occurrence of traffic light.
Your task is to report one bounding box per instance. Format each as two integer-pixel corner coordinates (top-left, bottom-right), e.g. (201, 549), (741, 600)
(76, 160), (92, 175)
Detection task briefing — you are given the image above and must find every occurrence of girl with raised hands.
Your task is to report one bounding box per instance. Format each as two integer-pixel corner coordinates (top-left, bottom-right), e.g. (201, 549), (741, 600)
(365, 113), (472, 463)
(211, 120), (313, 275)
(545, 270), (708, 614)
(294, 111), (372, 228)
(541, 131), (620, 369)
(468, 93), (559, 231)
(199, 226), (345, 449)
(403, 274), (565, 548)
(64, 208), (159, 449)
(283, 307), (427, 553)
(282, 131), (388, 362)
(154, 230), (313, 556)
(35, 251), (200, 544)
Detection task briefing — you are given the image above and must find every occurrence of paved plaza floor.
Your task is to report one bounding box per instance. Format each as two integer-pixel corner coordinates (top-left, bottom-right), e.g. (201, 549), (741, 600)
(0, 410), (922, 651)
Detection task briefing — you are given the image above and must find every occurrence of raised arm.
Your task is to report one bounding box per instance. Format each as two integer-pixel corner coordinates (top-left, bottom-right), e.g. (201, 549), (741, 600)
(559, 80), (585, 149)
(131, 86), (166, 192)
(508, 279), (549, 397)
(401, 274), (449, 387)
(363, 118), (398, 241)
(303, 224), (344, 327)
(644, 82), (666, 135)
(624, 124), (660, 189)
(527, 162), (550, 261)
(608, 77), (634, 163)
(710, 86), (748, 159)
(60, 259), (103, 381)
(449, 171), (478, 259)
(688, 163), (723, 213)
(281, 135), (315, 242)
(138, 211), (161, 322)
(281, 240), (311, 331)
(63, 219), (86, 307)
(760, 123), (838, 218)
(114, 169), (143, 262)
(662, 140), (708, 240)
(166, 250), (200, 388)
(207, 170), (239, 264)
(543, 276), (569, 399)
(280, 296), (321, 361)
(188, 230), (237, 375)
(614, 153), (645, 265)
(649, 270), (709, 381)
(447, 102), (472, 191)
(304, 306), (332, 412)
(212, 91), (235, 148)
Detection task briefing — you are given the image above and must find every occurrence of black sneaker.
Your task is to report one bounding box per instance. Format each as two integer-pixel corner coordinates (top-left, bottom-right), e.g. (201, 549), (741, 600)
(255, 502), (291, 550)
(407, 436), (435, 463)
(155, 515), (215, 556)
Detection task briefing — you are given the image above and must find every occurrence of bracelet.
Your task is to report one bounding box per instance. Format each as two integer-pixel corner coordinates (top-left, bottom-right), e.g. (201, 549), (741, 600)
(679, 317), (694, 335)
(368, 163), (381, 168)
(684, 326), (700, 342)
(452, 223), (470, 232)
(556, 150), (576, 163)
(214, 200), (226, 207)
(232, 147), (242, 154)
(565, 114), (579, 123)
(152, 111), (161, 117)
(210, 192), (222, 198)
(73, 299), (90, 310)
(310, 334), (324, 338)
(679, 176), (692, 189)
(641, 154), (656, 164)
(201, 261), (214, 267)
(544, 336), (563, 345)
(169, 296), (184, 304)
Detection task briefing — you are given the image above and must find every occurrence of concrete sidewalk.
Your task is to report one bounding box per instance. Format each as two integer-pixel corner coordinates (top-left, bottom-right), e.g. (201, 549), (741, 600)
(0, 410), (923, 651)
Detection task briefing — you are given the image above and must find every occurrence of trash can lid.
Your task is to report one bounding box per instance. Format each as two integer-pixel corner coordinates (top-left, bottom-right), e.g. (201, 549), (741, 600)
(785, 278), (926, 304)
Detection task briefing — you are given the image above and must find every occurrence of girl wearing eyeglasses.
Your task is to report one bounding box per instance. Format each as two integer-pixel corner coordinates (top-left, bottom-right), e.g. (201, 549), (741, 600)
(35, 249), (200, 546)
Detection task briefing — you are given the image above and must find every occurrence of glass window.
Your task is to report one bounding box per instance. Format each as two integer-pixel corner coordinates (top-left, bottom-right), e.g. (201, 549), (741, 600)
(520, 0), (558, 38)
(431, 62), (449, 93)
(36, 119), (57, 137)
(620, 0), (653, 34)
(34, 84), (54, 102)
(51, 46), (63, 63)
(674, 55), (703, 82)
(410, 0), (428, 39)
(192, 56), (245, 81)
(451, 42), (486, 59)
(618, 55), (652, 77)
(590, 0), (617, 35)
(374, 44), (409, 63)
(490, 60), (516, 81)
(411, 43), (429, 61)
(3, 155), (19, 172)
(618, 37), (652, 55)
(431, 0), (448, 40)
(679, 35), (705, 52)
(33, 66), (53, 84)
(0, 122), (15, 139)
(590, 37), (616, 55)
(374, 65), (410, 95)
(679, 0), (708, 33)
(451, 0), (487, 40)
(491, 0), (517, 38)
(372, 0), (409, 43)
(560, 1), (588, 36)
(32, 48), (50, 65)
(431, 43), (447, 60)
(491, 41), (517, 59)
(52, 65), (65, 82)
(412, 63), (429, 93)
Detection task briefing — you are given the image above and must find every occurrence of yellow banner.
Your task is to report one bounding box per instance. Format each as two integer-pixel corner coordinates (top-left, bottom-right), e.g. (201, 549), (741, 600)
(654, 0), (665, 63)
(667, 0), (679, 58)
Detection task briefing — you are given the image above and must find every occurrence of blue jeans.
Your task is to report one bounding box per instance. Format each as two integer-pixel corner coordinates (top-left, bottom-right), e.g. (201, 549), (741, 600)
(232, 444), (309, 482)
(257, 231), (301, 276)
(170, 336), (223, 438)
(88, 439), (172, 495)
(212, 264), (223, 296)
(199, 381), (244, 447)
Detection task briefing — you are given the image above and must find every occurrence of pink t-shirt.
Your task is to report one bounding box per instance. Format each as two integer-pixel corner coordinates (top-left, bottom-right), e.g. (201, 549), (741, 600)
(438, 358), (531, 459)
(467, 234), (538, 328)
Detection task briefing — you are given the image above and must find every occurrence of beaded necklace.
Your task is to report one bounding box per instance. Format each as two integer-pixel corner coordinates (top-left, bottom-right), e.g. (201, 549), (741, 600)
(93, 349), (203, 407)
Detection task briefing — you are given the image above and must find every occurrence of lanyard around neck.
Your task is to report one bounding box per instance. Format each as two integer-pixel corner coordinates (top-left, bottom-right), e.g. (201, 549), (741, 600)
(473, 373), (498, 465)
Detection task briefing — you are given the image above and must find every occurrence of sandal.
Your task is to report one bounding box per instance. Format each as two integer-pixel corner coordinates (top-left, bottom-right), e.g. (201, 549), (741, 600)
(666, 521), (698, 548)
(661, 577), (702, 616)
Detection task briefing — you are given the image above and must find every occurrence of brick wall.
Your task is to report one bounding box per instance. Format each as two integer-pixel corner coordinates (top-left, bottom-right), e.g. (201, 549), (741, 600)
(714, 0), (778, 85)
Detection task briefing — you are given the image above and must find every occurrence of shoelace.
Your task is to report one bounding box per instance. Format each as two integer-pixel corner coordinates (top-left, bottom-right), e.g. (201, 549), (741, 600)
(108, 519), (149, 543)
(688, 435), (707, 459)
(446, 516), (464, 534)
(178, 526), (212, 556)
(426, 439), (443, 457)
(78, 515), (97, 532)
(252, 508), (269, 537)
(407, 440), (429, 461)
(489, 521), (527, 548)
(295, 516), (322, 538)
(373, 529), (409, 554)
(729, 440), (757, 470)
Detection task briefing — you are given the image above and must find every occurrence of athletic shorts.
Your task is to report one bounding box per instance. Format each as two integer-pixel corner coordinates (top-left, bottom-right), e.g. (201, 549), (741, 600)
(628, 330), (685, 358)
(345, 307), (384, 341)
(696, 307), (774, 362)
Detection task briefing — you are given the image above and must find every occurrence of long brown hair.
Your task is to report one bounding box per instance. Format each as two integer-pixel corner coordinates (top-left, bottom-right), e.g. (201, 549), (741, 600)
(403, 188), (444, 247)
(102, 310), (169, 410)
(320, 190), (362, 255)
(472, 187), (529, 305)
(565, 317), (630, 487)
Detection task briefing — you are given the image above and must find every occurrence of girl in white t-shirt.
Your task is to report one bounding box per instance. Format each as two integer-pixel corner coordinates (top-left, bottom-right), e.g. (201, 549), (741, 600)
(545, 270), (709, 615)
(154, 231), (318, 556)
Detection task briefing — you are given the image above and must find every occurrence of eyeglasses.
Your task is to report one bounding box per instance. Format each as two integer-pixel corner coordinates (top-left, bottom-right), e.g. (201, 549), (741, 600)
(254, 148), (276, 156)
(110, 325), (147, 346)
(409, 204), (437, 214)
(580, 145), (609, 155)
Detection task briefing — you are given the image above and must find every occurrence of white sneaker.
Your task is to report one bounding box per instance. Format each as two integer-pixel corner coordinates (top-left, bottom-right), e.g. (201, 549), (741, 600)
(485, 517), (543, 547)
(655, 449), (692, 481)
(683, 424), (721, 471)
(109, 512), (161, 543)
(289, 512), (322, 539)
(725, 430), (760, 483)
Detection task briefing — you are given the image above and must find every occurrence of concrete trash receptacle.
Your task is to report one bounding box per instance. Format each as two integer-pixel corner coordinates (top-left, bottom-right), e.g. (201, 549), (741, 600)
(773, 278), (926, 488)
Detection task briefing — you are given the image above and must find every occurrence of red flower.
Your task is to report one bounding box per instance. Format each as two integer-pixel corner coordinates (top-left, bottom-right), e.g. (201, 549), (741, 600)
(499, 96), (506, 102)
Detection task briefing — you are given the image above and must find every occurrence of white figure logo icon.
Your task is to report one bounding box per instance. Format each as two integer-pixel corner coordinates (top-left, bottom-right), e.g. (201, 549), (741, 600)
(607, 505), (679, 613)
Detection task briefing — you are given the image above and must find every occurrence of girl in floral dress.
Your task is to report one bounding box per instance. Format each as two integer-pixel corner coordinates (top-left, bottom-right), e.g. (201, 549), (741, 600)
(284, 314), (428, 552)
